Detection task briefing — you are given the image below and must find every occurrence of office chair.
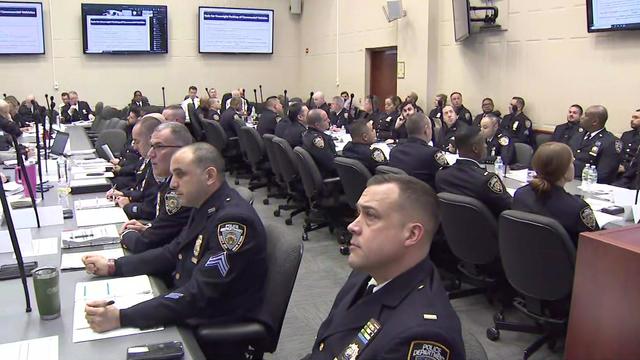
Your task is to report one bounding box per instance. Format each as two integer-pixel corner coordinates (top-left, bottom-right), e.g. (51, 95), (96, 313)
(488, 210), (576, 359)
(333, 157), (371, 251)
(200, 119), (227, 153)
(196, 224), (303, 359)
(535, 133), (552, 147)
(271, 137), (309, 225)
(513, 143), (534, 169)
(94, 101), (104, 118)
(186, 103), (204, 141)
(95, 129), (127, 159)
(261, 134), (288, 204)
(238, 126), (272, 191)
(375, 165), (408, 176)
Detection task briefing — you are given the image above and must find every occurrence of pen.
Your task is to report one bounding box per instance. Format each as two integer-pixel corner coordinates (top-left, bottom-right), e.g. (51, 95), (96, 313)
(71, 234), (92, 239)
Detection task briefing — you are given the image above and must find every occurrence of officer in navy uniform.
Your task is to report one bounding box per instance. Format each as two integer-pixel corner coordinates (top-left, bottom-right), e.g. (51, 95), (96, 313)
(220, 96), (243, 139)
(436, 126), (512, 218)
(282, 103), (308, 147)
(83, 143), (268, 360)
(427, 94), (447, 127)
(551, 104), (584, 145)
(329, 96), (350, 129)
(513, 142), (600, 245)
(302, 109), (338, 178)
(304, 174), (464, 360)
(569, 105), (621, 184)
(389, 113), (448, 189)
(480, 113), (515, 165)
(342, 120), (387, 173)
(374, 97), (399, 141)
(500, 97), (535, 147)
(450, 91), (473, 126)
(120, 122), (193, 253)
(60, 91), (93, 123)
(473, 98), (502, 127)
(110, 108), (143, 190)
(435, 105), (468, 153)
(618, 109), (640, 172)
(257, 97), (283, 136)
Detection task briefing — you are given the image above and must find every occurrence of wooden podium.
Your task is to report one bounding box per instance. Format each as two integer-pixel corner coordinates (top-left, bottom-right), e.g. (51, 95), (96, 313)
(565, 224), (640, 359)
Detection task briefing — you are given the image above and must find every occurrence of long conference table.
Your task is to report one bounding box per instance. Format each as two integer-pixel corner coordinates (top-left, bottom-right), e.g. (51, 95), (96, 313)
(0, 125), (205, 359)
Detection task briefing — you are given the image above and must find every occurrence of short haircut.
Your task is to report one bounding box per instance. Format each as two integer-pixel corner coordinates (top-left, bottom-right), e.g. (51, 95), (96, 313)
(530, 142), (573, 194)
(349, 120), (371, 139)
(61, 92), (69, 97)
(154, 122), (193, 146)
(137, 116), (162, 137)
(266, 97), (279, 108)
(570, 104), (584, 115)
(185, 142), (225, 175)
(589, 105), (608, 125)
(482, 97), (494, 105)
(307, 109), (324, 127)
(164, 104), (186, 121)
(68, 90), (78, 96)
(406, 112), (430, 136)
(455, 125), (483, 153)
(481, 113), (500, 125)
(450, 91), (462, 98)
(188, 86), (197, 92)
(290, 97), (303, 104)
(129, 107), (142, 118)
(400, 99), (416, 112)
(512, 96), (525, 108)
(407, 92), (419, 102)
(332, 96), (344, 106)
(436, 93), (448, 103)
(340, 91), (349, 97)
(229, 96), (242, 108)
(288, 102), (304, 122)
(366, 174), (440, 239)
(133, 90), (142, 97)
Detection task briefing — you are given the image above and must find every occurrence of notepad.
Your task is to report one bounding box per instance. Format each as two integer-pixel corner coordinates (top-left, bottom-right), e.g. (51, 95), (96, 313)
(0, 229), (33, 255)
(75, 207), (128, 227)
(60, 247), (124, 270)
(74, 198), (116, 211)
(73, 275), (163, 343)
(15, 237), (58, 258)
(0, 335), (58, 360)
(60, 225), (120, 249)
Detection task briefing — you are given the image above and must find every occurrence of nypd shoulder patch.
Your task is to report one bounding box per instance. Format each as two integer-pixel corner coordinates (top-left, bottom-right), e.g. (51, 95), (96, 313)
(488, 175), (504, 194)
(164, 191), (181, 215)
(407, 340), (451, 360)
(615, 140), (622, 154)
(313, 136), (325, 149)
(205, 252), (230, 277)
(371, 148), (386, 163)
(217, 222), (247, 252)
(580, 207), (597, 230)
(434, 151), (449, 167)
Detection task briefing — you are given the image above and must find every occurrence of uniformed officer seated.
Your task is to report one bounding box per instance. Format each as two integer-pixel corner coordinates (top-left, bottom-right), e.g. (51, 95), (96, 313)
(257, 96), (283, 136)
(393, 100), (420, 140)
(110, 107), (143, 190)
(479, 113), (515, 166)
(473, 97), (502, 127)
(281, 102), (309, 147)
(220, 96), (244, 139)
(569, 105), (621, 184)
(342, 120), (387, 173)
(427, 93), (447, 125)
(551, 104), (583, 145)
(374, 96), (399, 141)
(161, 104), (187, 125)
(434, 105), (467, 153)
(436, 125), (512, 218)
(120, 122), (193, 253)
(303, 174), (464, 359)
(329, 96), (348, 129)
(389, 112), (448, 189)
(513, 142), (599, 245)
(500, 96), (536, 147)
(83, 142), (267, 359)
(616, 108), (640, 175)
(107, 116), (161, 220)
(450, 91), (473, 126)
(302, 109), (338, 178)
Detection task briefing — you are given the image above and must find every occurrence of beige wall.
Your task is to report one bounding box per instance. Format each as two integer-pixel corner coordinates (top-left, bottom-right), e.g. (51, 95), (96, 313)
(0, 0), (301, 107)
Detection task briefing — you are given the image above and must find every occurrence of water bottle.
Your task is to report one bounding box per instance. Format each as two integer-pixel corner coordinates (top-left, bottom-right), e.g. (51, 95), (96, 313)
(56, 156), (67, 183)
(590, 165), (598, 186)
(494, 156), (504, 178)
(581, 165), (590, 191)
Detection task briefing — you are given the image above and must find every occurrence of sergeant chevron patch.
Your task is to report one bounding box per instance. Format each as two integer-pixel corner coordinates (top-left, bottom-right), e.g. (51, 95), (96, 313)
(205, 252), (230, 277)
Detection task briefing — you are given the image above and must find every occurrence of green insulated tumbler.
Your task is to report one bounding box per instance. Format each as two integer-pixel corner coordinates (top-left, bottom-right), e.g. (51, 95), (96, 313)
(32, 266), (61, 320)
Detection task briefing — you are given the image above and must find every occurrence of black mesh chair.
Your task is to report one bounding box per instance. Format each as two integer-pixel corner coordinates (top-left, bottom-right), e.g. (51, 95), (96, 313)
(94, 101), (104, 118)
(535, 133), (552, 147)
(187, 102), (204, 141)
(95, 129), (127, 159)
(201, 119), (228, 153)
(196, 224), (303, 359)
(221, 93), (232, 111)
(514, 143), (534, 169)
(375, 165), (408, 176)
(333, 157), (371, 249)
(262, 134), (288, 204)
(229, 118), (252, 182)
(487, 210), (576, 359)
(271, 137), (309, 226)
(238, 126), (272, 191)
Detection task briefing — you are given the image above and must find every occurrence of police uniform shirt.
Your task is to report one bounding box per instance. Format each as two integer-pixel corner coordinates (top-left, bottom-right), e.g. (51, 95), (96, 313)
(483, 130), (515, 165)
(551, 121), (583, 145)
(435, 120), (467, 153)
(374, 111), (399, 141)
(274, 117), (291, 138)
(513, 184), (599, 245)
(455, 105), (473, 126)
(210, 109), (221, 122)
(500, 112), (534, 146)
(330, 108), (349, 128)
(117, 181), (268, 330)
(428, 107), (443, 124)
(319, 102), (332, 119)
(61, 101), (93, 122)
(614, 149), (640, 189)
(308, 257), (465, 360)
(257, 108), (280, 136)
(112, 155), (143, 190)
(569, 128), (621, 184)
(120, 176), (192, 253)
(302, 127), (338, 178)
(121, 160), (160, 220)
(435, 158), (512, 218)
(220, 107), (240, 139)
(342, 142), (388, 174)
(388, 137), (449, 189)
(619, 129), (640, 168)
(282, 120), (306, 148)
(0, 115), (23, 140)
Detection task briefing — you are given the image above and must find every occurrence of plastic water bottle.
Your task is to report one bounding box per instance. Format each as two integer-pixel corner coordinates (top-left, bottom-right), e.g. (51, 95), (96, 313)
(589, 165), (598, 186)
(581, 165), (590, 191)
(494, 156), (504, 178)
(56, 156), (67, 183)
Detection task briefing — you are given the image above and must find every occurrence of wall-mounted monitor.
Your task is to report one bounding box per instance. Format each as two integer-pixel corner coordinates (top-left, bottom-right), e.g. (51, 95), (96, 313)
(587, 0), (640, 33)
(0, 1), (45, 55)
(81, 3), (168, 54)
(199, 7), (274, 54)
(452, 0), (471, 42)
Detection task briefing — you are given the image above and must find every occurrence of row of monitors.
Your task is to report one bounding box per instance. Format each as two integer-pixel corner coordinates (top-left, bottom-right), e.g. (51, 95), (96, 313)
(0, 2), (274, 55)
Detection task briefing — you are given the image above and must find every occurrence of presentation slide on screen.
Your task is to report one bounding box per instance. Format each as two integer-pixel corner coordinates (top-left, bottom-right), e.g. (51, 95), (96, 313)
(591, 0), (640, 29)
(86, 14), (151, 53)
(0, 2), (44, 54)
(199, 7), (273, 54)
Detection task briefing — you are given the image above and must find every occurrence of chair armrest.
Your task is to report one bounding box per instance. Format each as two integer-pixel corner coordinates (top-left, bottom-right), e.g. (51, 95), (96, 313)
(322, 177), (340, 184)
(196, 322), (269, 344)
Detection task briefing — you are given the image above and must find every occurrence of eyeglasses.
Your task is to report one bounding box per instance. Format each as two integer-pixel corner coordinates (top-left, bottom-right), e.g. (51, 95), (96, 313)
(149, 144), (182, 151)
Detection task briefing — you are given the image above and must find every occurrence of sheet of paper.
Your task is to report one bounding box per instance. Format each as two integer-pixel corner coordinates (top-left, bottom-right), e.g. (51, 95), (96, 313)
(75, 207), (128, 227)
(60, 225), (119, 242)
(74, 198), (116, 211)
(101, 144), (116, 161)
(444, 153), (459, 165)
(73, 276), (163, 343)
(15, 238), (58, 258)
(370, 142), (391, 160)
(0, 229), (33, 254)
(9, 206), (64, 229)
(584, 197), (614, 211)
(0, 335), (58, 360)
(594, 211), (622, 227)
(506, 169), (528, 183)
(60, 248), (124, 270)
(632, 205), (640, 224)
(612, 187), (638, 206)
(70, 178), (110, 187)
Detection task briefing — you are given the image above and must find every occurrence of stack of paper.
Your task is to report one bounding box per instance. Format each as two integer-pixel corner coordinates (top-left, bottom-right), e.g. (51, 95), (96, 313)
(15, 238), (58, 258)
(0, 335), (58, 360)
(75, 207), (128, 227)
(60, 225), (120, 249)
(74, 198), (116, 211)
(60, 248), (124, 270)
(73, 275), (163, 342)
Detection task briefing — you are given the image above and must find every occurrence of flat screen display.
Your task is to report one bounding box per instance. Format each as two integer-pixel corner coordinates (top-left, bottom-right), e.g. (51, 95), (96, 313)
(587, 0), (640, 32)
(452, 0), (470, 42)
(0, 1), (45, 55)
(81, 3), (168, 54)
(199, 6), (274, 54)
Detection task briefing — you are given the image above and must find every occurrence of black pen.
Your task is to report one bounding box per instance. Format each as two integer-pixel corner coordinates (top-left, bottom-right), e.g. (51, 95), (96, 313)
(71, 234), (92, 239)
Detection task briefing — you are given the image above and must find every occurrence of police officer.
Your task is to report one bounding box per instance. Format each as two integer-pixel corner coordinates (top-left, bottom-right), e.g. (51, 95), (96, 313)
(305, 174), (465, 359)
(500, 96), (535, 146)
(257, 97), (282, 136)
(551, 104), (584, 145)
(435, 105), (467, 153)
(312, 91), (332, 119)
(427, 93), (447, 125)
(514, 142), (599, 245)
(389, 113), (448, 189)
(60, 90), (94, 122)
(120, 123), (193, 253)
(281, 103), (308, 147)
(435, 126), (512, 218)
(342, 120), (387, 173)
(618, 109), (640, 173)
(480, 113), (515, 166)
(357, 95), (381, 123)
(110, 107), (143, 190)
(302, 109), (338, 178)
(329, 96), (349, 129)
(375, 96), (399, 141)
(220, 96), (243, 139)
(450, 91), (473, 126)
(473, 98), (502, 127)
(109, 116), (162, 220)
(83, 143), (268, 359)
(569, 105), (621, 184)
(393, 100), (418, 140)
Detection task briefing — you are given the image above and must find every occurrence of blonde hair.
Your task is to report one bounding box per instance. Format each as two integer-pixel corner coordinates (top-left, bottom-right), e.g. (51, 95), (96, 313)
(530, 142), (573, 194)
